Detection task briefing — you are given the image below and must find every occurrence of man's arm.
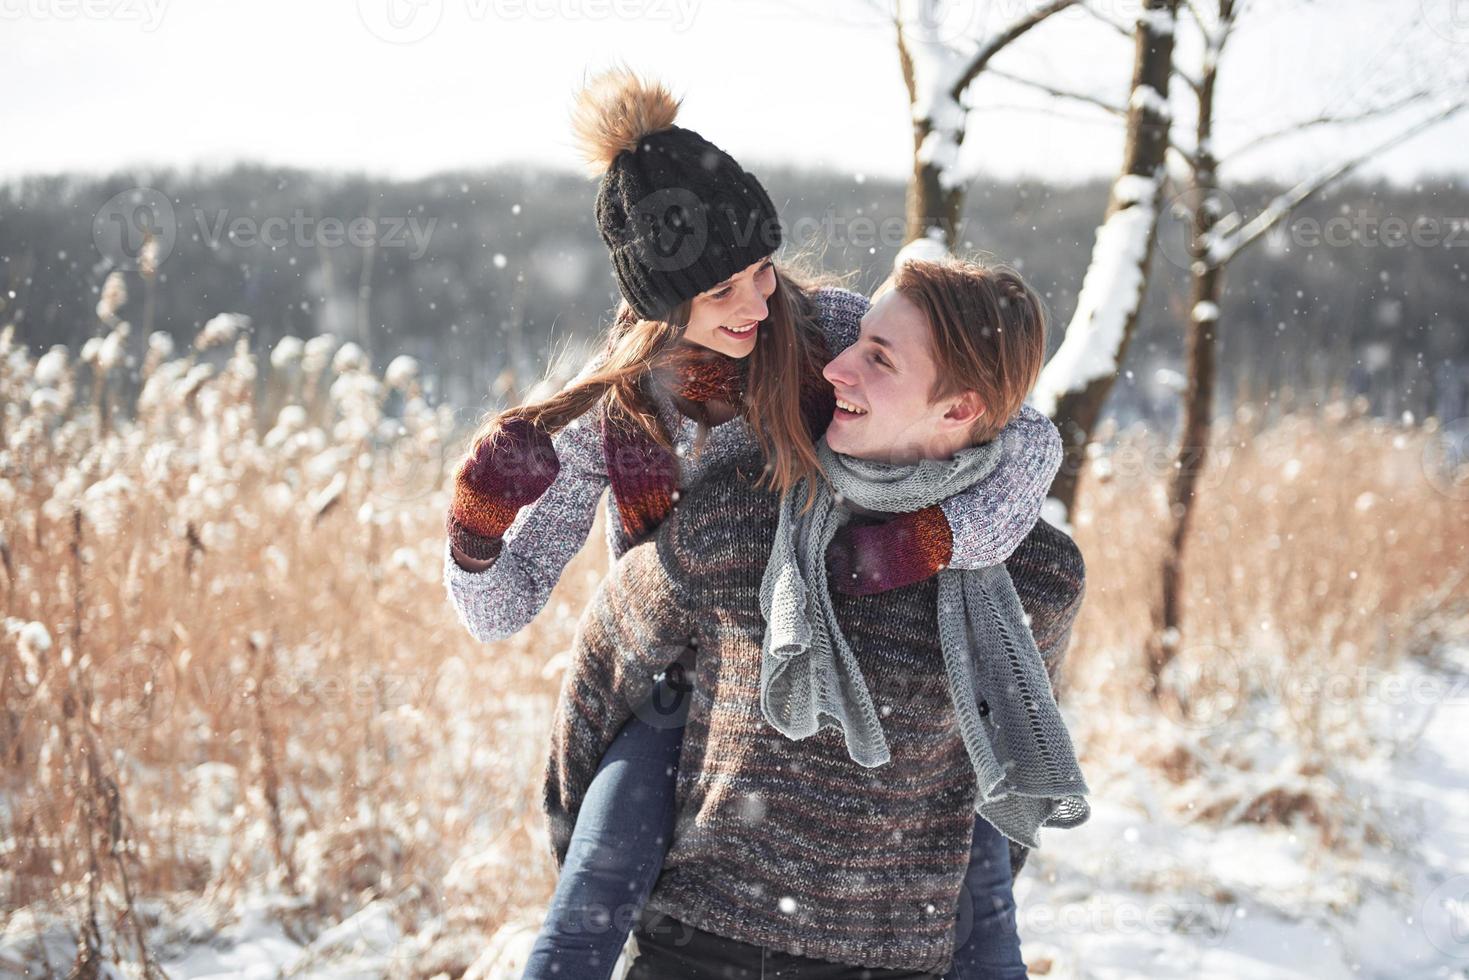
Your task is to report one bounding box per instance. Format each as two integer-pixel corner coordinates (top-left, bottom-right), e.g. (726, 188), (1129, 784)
(541, 531), (697, 869)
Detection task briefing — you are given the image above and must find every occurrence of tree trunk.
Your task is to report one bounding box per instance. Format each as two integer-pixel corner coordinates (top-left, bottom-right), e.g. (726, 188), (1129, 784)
(905, 119), (966, 247)
(1038, 0), (1179, 519)
(1150, 263), (1223, 690)
(896, 0), (1079, 250)
(1147, 0), (1230, 697)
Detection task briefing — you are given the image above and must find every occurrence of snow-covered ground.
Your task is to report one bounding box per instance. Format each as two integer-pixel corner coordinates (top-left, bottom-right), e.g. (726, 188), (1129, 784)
(1014, 644), (1469, 980)
(4, 646), (1466, 979)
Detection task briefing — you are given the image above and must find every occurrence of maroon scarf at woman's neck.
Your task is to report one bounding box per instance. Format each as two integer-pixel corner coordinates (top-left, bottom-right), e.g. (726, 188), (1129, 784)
(602, 342), (835, 547)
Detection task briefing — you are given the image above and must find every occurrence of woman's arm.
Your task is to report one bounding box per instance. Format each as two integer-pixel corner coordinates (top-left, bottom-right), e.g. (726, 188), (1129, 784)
(442, 408), (610, 643)
(810, 285), (870, 356)
(827, 404), (1065, 594)
(940, 402), (1064, 569)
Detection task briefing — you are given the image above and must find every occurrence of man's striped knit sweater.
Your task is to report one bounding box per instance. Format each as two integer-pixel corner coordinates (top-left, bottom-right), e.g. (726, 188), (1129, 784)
(543, 458), (1086, 976)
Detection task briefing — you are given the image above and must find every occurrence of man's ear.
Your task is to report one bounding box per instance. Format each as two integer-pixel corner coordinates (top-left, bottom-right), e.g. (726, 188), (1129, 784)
(942, 390), (986, 427)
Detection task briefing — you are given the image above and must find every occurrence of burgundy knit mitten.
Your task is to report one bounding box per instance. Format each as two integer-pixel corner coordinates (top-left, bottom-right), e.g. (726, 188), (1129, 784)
(446, 417), (560, 562)
(603, 413), (680, 547)
(826, 505), (954, 596)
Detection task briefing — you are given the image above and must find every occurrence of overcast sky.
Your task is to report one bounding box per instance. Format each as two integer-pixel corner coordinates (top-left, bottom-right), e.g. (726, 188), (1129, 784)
(4, 0), (1466, 187)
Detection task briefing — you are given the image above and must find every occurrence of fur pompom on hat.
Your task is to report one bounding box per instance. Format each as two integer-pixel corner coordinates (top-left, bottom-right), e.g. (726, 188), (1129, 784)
(571, 66), (783, 321)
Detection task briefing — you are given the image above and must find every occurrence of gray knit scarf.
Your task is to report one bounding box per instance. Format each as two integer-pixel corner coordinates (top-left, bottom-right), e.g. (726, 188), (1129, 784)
(758, 436), (1091, 849)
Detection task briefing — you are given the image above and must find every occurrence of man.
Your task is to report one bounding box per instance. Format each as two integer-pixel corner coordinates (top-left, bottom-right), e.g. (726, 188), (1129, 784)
(544, 258), (1087, 978)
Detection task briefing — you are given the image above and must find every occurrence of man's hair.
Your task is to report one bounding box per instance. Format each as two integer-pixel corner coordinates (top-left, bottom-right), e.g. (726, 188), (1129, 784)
(880, 256), (1048, 445)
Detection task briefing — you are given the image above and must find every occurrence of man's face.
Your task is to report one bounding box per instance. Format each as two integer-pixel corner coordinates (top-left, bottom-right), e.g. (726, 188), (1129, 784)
(821, 287), (983, 464)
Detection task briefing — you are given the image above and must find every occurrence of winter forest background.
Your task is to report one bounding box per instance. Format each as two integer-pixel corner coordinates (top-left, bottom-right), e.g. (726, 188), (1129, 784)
(7, 166), (1468, 428)
(4, 0), (1469, 978)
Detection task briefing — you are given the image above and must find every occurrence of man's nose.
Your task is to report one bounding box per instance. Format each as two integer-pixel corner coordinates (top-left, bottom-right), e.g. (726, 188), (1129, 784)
(823, 350), (855, 387)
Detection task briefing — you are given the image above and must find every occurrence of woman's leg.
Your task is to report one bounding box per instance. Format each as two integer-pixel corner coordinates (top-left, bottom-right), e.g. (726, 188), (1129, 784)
(944, 814), (1029, 980)
(523, 671), (689, 980)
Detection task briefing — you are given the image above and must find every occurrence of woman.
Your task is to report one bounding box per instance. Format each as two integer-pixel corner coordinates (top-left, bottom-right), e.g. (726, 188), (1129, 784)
(441, 68), (1060, 979)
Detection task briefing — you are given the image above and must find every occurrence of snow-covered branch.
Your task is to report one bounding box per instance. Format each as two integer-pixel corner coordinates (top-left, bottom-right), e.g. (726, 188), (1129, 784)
(1220, 90), (1437, 164)
(986, 67), (1127, 117)
(1031, 171), (1164, 418)
(1205, 97), (1469, 267)
(1073, 0), (1133, 40)
(951, 0), (1083, 101)
(897, 0), (1081, 127)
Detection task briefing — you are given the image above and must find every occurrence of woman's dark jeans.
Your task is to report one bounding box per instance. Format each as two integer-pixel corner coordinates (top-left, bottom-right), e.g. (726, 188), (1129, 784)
(946, 812), (1029, 979)
(522, 673), (1029, 980)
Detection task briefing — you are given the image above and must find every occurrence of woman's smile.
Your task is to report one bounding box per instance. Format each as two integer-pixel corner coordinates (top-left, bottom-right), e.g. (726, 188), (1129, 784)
(718, 320), (760, 342)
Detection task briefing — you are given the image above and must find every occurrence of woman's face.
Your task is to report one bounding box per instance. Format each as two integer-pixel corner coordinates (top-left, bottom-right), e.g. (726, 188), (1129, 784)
(679, 255), (778, 358)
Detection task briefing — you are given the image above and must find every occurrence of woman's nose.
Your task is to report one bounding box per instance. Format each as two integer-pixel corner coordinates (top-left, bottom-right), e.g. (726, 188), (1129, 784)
(738, 281), (769, 322)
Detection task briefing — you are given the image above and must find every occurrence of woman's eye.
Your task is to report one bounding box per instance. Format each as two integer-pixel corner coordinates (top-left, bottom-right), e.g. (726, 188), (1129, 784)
(710, 287), (732, 300)
(869, 352), (889, 368)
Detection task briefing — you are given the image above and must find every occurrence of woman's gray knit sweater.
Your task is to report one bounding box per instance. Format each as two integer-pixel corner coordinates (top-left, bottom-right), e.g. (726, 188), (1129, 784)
(443, 287), (1065, 643)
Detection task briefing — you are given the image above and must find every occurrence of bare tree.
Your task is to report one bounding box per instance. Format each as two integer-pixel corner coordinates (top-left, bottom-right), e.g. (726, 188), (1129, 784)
(1144, 0), (1468, 694)
(894, 0), (1081, 248)
(1028, 0), (1181, 520)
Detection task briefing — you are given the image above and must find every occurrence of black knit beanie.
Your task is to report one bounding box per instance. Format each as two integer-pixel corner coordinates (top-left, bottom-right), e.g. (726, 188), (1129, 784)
(574, 70), (783, 322)
(596, 125), (782, 321)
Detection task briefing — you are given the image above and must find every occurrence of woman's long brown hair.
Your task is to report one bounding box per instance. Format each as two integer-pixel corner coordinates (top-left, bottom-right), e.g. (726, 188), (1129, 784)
(464, 261), (839, 506)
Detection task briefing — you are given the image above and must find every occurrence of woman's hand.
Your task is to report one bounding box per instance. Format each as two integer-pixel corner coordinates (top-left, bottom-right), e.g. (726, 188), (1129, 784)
(446, 416), (561, 564)
(825, 506), (954, 596)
